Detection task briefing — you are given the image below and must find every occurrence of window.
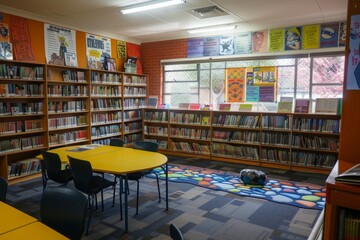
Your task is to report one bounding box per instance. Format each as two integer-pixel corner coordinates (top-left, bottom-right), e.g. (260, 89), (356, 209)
(162, 54), (344, 109)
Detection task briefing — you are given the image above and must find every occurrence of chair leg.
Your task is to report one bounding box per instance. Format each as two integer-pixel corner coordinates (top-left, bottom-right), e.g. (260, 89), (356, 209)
(155, 173), (161, 203)
(85, 195), (94, 236)
(119, 176), (123, 220)
(135, 179), (140, 215)
(112, 180), (116, 207)
(101, 189), (104, 211)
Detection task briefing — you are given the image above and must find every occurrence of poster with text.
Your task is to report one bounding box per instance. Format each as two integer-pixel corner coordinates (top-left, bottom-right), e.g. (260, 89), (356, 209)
(338, 22), (347, 47)
(252, 30), (268, 53)
(45, 24), (76, 66)
(259, 86), (275, 102)
(246, 86), (259, 102)
(0, 23), (9, 42)
(219, 35), (234, 55)
(285, 26), (302, 50)
(234, 32), (252, 54)
(226, 68), (245, 102)
(302, 24), (320, 49)
(253, 67), (277, 86)
(187, 38), (204, 57)
(269, 28), (284, 52)
(86, 33), (111, 70)
(203, 36), (220, 56)
(10, 16), (35, 62)
(346, 14), (360, 90)
(320, 22), (339, 48)
(117, 40), (126, 59)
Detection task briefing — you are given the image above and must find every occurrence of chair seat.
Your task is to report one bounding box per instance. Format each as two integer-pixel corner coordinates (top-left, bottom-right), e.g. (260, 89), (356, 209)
(57, 169), (73, 183)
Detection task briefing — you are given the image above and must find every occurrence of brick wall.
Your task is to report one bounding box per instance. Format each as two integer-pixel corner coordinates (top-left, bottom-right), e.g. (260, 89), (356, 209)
(141, 39), (187, 102)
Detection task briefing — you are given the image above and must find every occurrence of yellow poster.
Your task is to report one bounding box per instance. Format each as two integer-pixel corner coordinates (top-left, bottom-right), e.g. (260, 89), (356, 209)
(117, 40), (126, 59)
(269, 29), (284, 52)
(226, 68), (246, 102)
(302, 24), (320, 49)
(253, 67), (277, 86)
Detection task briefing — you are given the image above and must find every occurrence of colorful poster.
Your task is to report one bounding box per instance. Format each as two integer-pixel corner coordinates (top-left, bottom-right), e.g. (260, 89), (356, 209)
(10, 15), (36, 62)
(226, 68), (245, 102)
(269, 28), (284, 52)
(285, 26), (302, 50)
(320, 22), (339, 48)
(302, 25), (320, 49)
(246, 72), (254, 86)
(246, 86), (259, 102)
(0, 42), (13, 60)
(187, 38), (204, 57)
(234, 32), (252, 54)
(252, 30), (268, 53)
(219, 35), (234, 55)
(86, 33), (111, 70)
(259, 86), (275, 102)
(338, 22), (347, 47)
(346, 14), (360, 90)
(253, 67), (277, 86)
(45, 24), (76, 66)
(0, 23), (9, 42)
(117, 40), (126, 59)
(203, 36), (219, 56)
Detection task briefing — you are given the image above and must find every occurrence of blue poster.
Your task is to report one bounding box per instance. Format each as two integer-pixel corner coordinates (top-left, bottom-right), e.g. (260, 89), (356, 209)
(187, 38), (204, 58)
(246, 86), (259, 102)
(203, 36), (220, 56)
(320, 22), (339, 48)
(346, 14), (360, 90)
(285, 27), (302, 50)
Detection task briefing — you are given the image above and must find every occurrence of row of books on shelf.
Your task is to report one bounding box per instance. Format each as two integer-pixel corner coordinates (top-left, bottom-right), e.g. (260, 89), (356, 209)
(91, 72), (121, 84)
(170, 112), (210, 125)
(124, 133), (142, 144)
(144, 139), (168, 149)
(261, 149), (289, 163)
(292, 135), (339, 151)
(144, 111), (168, 122)
(124, 110), (141, 120)
(123, 75), (146, 85)
(47, 85), (88, 97)
(261, 132), (289, 145)
(91, 112), (122, 124)
(0, 119), (43, 134)
(0, 65), (44, 80)
(91, 125), (121, 137)
(213, 114), (260, 128)
(0, 136), (43, 153)
(91, 99), (121, 110)
(337, 208), (360, 240)
(61, 70), (86, 82)
(292, 118), (340, 133)
(213, 130), (260, 143)
(170, 128), (210, 140)
(123, 87), (146, 95)
(8, 158), (42, 178)
(48, 101), (86, 113)
(0, 102), (43, 115)
(0, 83), (43, 97)
(49, 130), (87, 145)
(170, 141), (210, 154)
(91, 85), (121, 96)
(124, 122), (142, 131)
(48, 116), (86, 129)
(291, 151), (337, 168)
(212, 143), (259, 160)
(144, 126), (168, 136)
(123, 98), (146, 109)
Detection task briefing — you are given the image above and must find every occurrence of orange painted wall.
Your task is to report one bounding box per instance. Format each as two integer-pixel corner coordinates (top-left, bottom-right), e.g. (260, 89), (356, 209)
(141, 39), (187, 101)
(338, 1), (360, 173)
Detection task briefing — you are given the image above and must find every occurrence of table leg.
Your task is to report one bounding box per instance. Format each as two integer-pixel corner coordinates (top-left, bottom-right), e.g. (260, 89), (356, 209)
(119, 176), (123, 220)
(166, 163), (168, 210)
(124, 175), (128, 232)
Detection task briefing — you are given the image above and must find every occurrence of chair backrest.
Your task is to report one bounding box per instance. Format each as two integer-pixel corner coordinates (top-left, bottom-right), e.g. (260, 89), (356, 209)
(41, 186), (87, 240)
(133, 141), (159, 152)
(0, 176), (8, 202)
(41, 151), (63, 181)
(68, 156), (93, 193)
(109, 138), (124, 147)
(169, 224), (184, 240)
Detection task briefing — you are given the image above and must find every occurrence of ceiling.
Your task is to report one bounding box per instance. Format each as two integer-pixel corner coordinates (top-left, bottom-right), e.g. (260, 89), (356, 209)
(0, 0), (348, 44)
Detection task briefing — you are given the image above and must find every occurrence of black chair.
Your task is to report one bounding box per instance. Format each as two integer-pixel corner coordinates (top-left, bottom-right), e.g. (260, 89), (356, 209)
(41, 150), (73, 189)
(68, 156), (116, 234)
(130, 141), (161, 215)
(109, 138), (125, 147)
(0, 176), (8, 202)
(41, 186), (88, 240)
(169, 223), (184, 240)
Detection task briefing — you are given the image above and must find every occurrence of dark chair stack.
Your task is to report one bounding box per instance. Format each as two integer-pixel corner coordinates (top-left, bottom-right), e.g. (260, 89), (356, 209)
(0, 176), (8, 202)
(41, 186), (88, 240)
(130, 141), (161, 215)
(169, 223), (185, 240)
(68, 156), (117, 234)
(41, 151), (73, 189)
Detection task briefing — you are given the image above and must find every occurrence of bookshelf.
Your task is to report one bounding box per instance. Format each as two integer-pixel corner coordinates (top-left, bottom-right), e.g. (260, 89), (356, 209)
(0, 59), (148, 183)
(143, 108), (341, 173)
(0, 59), (47, 182)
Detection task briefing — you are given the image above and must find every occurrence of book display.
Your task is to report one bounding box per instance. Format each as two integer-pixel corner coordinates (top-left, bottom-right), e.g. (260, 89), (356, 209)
(143, 108), (341, 173)
(0, 59), (46, 182)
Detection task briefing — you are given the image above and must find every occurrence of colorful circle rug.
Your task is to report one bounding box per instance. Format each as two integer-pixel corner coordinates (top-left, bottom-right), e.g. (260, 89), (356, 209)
(151, 164), (326, 210)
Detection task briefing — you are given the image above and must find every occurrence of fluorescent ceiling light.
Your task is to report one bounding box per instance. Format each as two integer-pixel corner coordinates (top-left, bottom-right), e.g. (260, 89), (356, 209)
(188, 25), (237, 34)
(120, 0), (185, 14)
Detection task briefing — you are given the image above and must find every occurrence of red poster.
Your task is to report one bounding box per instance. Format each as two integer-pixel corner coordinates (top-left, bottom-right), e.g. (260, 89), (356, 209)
(226, 68), (245, 102)
(10, 16), (36, 62)
(126, 42), (142, 74)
